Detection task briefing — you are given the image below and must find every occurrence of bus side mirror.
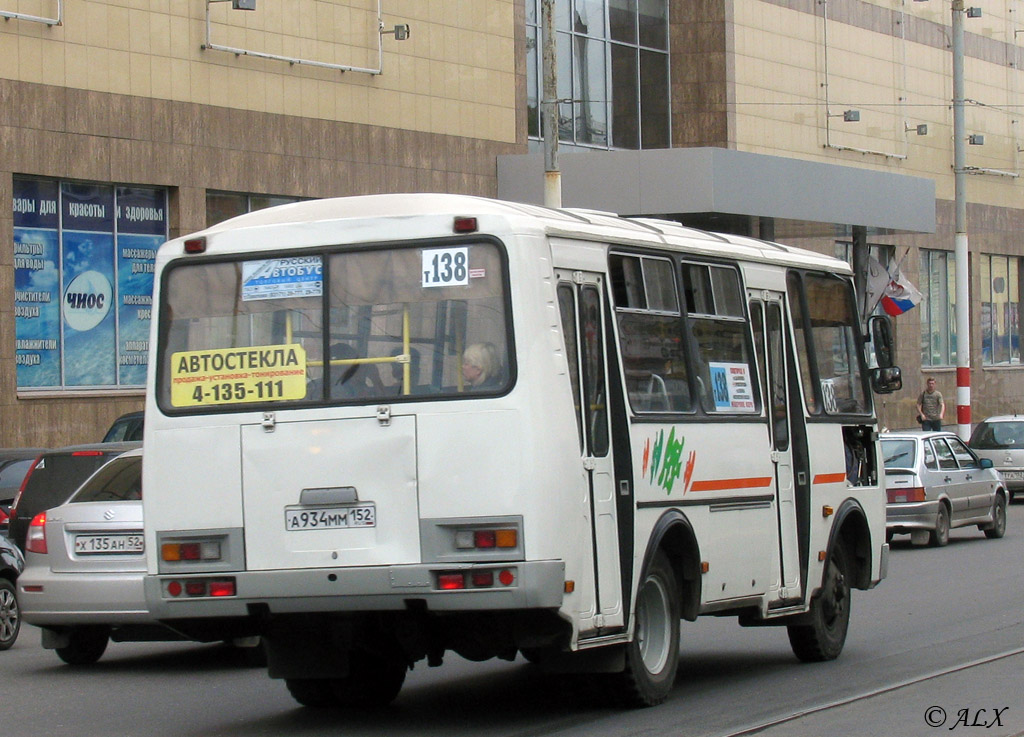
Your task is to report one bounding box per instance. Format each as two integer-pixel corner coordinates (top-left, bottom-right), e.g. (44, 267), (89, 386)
(868, 315), (895, 369)
(871, 366), (902, 394)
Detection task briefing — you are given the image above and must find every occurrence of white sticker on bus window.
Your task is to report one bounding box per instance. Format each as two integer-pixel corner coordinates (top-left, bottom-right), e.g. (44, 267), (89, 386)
(821, 379), (838, 414)
(422, 247), (469, 288)
(708, 362), (756, 412)
(242, 256), (323, 301)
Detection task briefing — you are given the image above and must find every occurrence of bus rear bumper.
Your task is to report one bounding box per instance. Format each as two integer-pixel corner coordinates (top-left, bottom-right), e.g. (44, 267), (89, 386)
(145, 559), (566, 620)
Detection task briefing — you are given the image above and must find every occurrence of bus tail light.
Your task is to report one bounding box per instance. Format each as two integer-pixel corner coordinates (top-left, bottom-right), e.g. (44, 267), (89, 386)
(435, 568), (516, 591)
(25, 512), (47, 554)
(164, 577), (236, 598)
(454, 528), (518, 550)
(161, 540), (222, 562)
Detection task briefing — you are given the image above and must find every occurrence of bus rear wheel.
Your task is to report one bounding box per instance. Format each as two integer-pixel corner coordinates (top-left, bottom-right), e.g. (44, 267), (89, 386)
(285, 650), (407, 708)
(787, 543), (851, 662)
(615, 550), (680, 707)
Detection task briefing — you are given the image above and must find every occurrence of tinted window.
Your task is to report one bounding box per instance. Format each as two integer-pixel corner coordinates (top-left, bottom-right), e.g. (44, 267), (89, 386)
(970, 421), (1024, 449)
(0, 459), (35, 490)
(881, 439), (916, 469)
(19, 454), (117, 515)
(72, 456), (142, 503)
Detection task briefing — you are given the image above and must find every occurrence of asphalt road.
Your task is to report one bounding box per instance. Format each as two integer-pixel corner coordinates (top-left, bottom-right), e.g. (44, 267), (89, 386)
(3, 504), (1023, 737)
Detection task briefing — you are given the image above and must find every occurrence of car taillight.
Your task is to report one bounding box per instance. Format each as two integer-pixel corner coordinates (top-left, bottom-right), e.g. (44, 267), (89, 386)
(887, 487), (926, 504)
(25, 512), (47, 554)
(0, 507), (8, 525)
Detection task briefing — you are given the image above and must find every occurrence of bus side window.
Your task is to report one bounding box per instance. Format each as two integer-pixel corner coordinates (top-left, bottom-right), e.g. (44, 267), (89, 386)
(609, 254), (692, 414)
(682, 262), (758, 415)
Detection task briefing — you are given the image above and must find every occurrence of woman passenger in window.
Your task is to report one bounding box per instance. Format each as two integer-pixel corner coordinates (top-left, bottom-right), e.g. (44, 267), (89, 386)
(462, 342), (502, 390)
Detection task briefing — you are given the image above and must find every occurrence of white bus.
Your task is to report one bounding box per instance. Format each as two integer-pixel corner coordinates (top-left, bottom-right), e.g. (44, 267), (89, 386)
(143, 194), (900, 708)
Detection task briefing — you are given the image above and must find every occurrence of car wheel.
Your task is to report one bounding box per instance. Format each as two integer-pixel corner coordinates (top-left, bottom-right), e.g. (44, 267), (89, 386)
(613, 550), (681, 707)
(788, 543), (851, 662)
(0, 578), (21, 651)
(55, 626), (110, 665)
(929, 504), (950, 547)
(984, 494), (1007, 539)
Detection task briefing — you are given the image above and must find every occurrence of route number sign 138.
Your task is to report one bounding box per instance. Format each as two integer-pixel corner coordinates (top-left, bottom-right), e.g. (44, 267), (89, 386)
(422, 247), (469, 288)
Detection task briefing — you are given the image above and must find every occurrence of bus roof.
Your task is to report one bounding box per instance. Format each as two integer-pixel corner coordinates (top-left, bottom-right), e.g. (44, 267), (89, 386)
(185, 193), (850, 274)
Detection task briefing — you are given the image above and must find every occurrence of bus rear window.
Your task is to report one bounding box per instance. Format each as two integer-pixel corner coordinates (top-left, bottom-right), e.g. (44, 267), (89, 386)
(157, 242), (512, 410)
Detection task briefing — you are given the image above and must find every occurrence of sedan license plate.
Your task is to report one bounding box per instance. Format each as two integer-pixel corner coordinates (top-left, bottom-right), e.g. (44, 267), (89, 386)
(74, 534), (144, 555)
(1002, 471), (1024, 480)
(285, 505), (376, 531)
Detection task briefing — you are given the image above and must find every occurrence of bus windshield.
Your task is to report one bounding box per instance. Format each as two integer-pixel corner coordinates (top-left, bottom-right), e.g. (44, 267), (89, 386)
(157, 242), (512, 411)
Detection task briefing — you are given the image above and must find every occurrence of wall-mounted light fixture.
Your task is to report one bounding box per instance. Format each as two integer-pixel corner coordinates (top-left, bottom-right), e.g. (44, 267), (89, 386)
(968, 133), (985, 145)
(905, 123), (928, 135)
(967, 7), (982, 18)
(231, 0), (256, 9)
(381, 23), (411, 41)
(828, 109), (860, 122)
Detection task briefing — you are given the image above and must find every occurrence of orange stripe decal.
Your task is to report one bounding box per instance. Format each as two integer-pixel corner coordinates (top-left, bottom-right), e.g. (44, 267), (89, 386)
(813, 472), (848, 485)
(689, 477), (773, 492)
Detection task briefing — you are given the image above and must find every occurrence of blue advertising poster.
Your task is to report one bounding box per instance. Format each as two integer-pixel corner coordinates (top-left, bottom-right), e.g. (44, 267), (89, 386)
(116, 187), (164, 385)
(13, 179), (61, 387)
(62, 183), (116, 387)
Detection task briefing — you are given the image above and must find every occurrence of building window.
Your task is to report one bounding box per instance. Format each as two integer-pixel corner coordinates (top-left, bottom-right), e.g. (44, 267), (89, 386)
(920, 250), (957, 367)
(13, 177), (166, 391)
(526, 0), (670, 150)
(206, 191), (304, 228)
(981, 254), (1021, 366)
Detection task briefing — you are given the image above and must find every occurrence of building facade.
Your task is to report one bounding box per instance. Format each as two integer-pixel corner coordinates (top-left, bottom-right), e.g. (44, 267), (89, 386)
(1, 0), (1022, 446)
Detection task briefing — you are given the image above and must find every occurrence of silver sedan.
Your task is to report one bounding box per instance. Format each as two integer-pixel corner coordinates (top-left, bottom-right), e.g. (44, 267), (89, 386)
(881, 430), (1007, 546)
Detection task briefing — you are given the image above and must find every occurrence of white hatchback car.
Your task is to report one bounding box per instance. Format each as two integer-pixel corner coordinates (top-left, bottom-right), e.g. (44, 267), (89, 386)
(881, 431), (1008, 546)
(969, 416), (1024, 501)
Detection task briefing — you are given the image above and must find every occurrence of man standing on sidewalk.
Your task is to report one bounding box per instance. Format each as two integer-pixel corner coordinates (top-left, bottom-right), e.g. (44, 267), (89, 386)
(916, 377), (945, 431)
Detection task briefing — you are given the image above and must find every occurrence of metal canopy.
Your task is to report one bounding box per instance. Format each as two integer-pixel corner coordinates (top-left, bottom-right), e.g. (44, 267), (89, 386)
(497, 147), (936, 234)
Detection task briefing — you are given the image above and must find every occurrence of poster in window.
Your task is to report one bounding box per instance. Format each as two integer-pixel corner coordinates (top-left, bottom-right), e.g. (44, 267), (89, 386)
(116, 187), (165, 385)
(61, 183), (116, 387)
(708, 361), (756, 412)
(13, 178), (61, 387)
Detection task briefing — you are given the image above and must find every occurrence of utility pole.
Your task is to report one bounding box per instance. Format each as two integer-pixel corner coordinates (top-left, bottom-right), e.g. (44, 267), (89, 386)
(541, 0), (561, 208)
(952, 1), (971, 440)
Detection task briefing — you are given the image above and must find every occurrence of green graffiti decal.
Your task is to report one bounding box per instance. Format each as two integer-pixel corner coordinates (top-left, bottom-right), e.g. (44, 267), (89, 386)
(658, 427), (685, 494)
(644, 428), (686, 494)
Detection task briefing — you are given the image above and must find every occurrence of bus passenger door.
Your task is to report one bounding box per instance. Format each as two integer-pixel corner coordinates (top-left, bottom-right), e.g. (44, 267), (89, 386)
(752, 296), (803, 602)
(557, 274), (624, 632)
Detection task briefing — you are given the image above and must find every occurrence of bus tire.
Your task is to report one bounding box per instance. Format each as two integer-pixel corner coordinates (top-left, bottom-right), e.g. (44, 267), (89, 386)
(787, 543), (850, 662)
(616, 550), (680, 707)
(55, 626), (110, 666)
(286, 650), (406, 708)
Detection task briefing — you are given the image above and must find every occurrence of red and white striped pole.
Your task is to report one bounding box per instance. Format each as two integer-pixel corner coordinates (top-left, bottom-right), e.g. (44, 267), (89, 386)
(952, 2), (971, 440)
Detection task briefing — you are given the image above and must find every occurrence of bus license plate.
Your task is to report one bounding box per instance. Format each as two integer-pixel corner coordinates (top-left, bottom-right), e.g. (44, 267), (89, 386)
(74, 534), (144, 554)
(285, 505), (376, 531)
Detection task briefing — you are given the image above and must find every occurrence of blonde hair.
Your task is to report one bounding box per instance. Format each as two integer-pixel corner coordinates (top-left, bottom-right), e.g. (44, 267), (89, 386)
(463, 342), (500, 386)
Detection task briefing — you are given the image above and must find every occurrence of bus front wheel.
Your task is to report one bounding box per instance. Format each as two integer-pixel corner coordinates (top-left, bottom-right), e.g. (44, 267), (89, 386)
(787, 543), (851, 662)
(616, 550), (681, 707)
